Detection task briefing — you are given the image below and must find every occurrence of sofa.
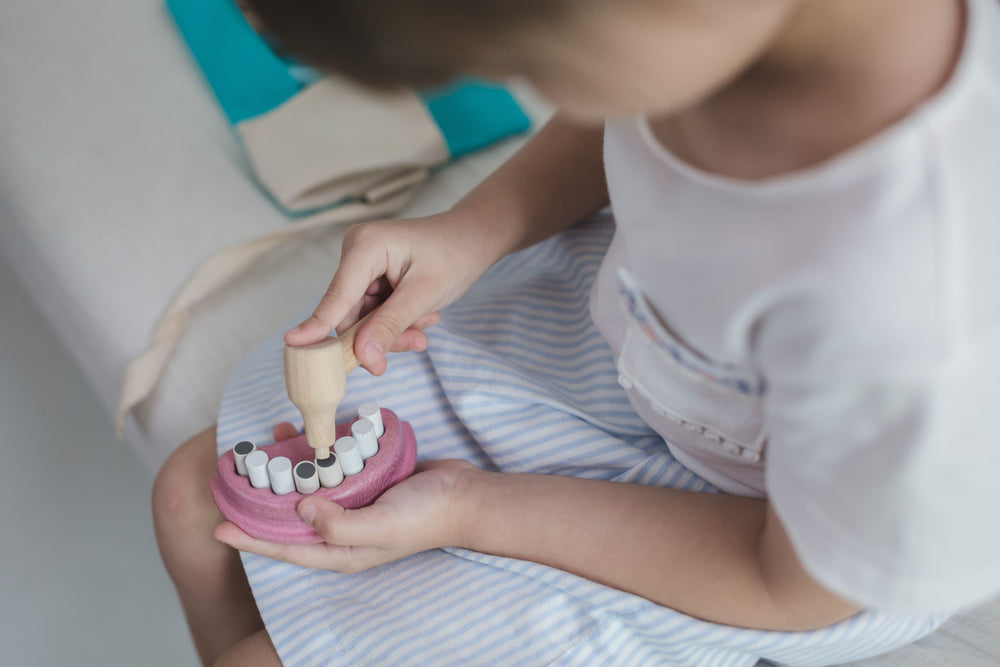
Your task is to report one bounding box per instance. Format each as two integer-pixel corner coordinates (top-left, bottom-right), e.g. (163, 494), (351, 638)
(0, 0), (545, 471)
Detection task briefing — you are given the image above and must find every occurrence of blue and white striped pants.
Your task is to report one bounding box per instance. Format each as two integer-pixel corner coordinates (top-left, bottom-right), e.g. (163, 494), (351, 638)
(217, 215), (944, 666)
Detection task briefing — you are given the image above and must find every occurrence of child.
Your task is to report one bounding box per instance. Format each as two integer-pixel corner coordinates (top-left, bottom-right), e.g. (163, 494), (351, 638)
(152, 0), (1000, 664)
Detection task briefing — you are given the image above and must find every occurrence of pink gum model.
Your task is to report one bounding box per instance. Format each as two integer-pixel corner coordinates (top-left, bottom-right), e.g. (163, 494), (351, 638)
(210, 408), (417, 544)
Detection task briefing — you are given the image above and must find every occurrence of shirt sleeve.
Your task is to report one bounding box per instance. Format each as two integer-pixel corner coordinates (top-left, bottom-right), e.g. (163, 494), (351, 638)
(756, 294), (1000, 613)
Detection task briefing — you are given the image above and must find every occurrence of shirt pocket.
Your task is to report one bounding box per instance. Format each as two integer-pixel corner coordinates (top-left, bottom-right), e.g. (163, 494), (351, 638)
(615, 268), (767, 461)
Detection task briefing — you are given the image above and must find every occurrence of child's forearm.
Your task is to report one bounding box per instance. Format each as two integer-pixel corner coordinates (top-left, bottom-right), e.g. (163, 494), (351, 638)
(450, 113), (609, 263)
(456, 470), (861, 631)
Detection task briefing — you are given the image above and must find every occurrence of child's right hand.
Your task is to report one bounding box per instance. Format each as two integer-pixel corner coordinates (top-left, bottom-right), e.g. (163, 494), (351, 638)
(284, 116), (612, 373)
(284, 210), (503, 374)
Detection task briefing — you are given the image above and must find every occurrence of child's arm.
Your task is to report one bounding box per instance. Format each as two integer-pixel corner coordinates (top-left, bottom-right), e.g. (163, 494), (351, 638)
(285, 114), (609, 373)
(217, 464), (861, 632)
(456, 471), (861, 631)
(449, 112), (610, 255)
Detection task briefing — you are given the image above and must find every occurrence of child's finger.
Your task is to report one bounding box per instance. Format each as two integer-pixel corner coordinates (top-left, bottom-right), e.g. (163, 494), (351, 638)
(386, 312), (441, 352)
(285, 251), (386, 347)
(285, 309), (345, 347)
(412, 311), (442, 331)
(214, 521), (366, 570)
(390, 328), (429, 353)
(414, 458), (473, 473)
(352, 277), (442, 373)
(296, 497), (396, 549)
(272, 422), (300, 441)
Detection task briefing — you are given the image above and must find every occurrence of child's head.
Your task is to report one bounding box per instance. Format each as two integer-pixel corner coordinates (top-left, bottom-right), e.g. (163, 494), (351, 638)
(241, 0), (799, 120)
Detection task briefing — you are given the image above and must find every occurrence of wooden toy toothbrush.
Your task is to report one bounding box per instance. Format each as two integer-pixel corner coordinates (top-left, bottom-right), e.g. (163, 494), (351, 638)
(211, 313), (418, 544)
(283, 314), (371, 460)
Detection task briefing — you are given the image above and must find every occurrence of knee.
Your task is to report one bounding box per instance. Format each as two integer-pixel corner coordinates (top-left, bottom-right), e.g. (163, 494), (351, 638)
(213, 630), (280, 667)
(152, 427), (218, 550)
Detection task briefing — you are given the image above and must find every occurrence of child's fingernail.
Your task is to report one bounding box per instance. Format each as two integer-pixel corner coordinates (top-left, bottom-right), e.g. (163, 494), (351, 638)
(364, 340), (384, 363)
(299, 502), (317, 523)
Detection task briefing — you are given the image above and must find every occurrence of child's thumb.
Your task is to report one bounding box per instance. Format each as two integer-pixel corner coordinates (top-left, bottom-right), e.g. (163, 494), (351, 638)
(297, 497), (387, 546)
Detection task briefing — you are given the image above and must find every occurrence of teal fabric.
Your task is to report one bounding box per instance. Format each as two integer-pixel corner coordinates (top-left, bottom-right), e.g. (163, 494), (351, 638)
(166, 0), (530, 176)
(167, 0), (303, 124)
(420, 80), (532, 157)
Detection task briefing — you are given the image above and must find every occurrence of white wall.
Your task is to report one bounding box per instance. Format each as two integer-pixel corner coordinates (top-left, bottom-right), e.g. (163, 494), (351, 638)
(0, 257), (197, 666)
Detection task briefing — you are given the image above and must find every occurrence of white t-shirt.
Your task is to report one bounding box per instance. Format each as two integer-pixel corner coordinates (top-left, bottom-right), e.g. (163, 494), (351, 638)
(591, 0), (1000, 614)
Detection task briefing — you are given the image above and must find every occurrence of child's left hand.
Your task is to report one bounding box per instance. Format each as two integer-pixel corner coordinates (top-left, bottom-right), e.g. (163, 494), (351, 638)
(213, 423), (479, 572)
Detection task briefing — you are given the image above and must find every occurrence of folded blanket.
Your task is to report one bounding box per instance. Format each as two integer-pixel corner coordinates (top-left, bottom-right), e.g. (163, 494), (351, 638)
(217, 215), (946, 666)
(167, 0), (530, 214)
(115, 0), (531, 435)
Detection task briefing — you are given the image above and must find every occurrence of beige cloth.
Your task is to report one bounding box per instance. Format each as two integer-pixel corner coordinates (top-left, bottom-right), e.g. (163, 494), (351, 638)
(117, 76), (451, 436)
(115, 174), (426, 436)
(239, 76), (450, 213)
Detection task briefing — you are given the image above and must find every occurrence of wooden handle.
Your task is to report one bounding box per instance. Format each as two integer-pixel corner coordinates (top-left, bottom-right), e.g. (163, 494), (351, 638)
(283, 313), (374, 458)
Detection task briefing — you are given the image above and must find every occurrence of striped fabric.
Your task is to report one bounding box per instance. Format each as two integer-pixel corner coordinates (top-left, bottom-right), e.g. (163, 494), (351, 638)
(217, 214), (945, 666)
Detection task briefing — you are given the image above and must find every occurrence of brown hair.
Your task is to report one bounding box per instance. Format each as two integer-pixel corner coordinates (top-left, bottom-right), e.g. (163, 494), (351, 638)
(239, 0), (579, 88)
